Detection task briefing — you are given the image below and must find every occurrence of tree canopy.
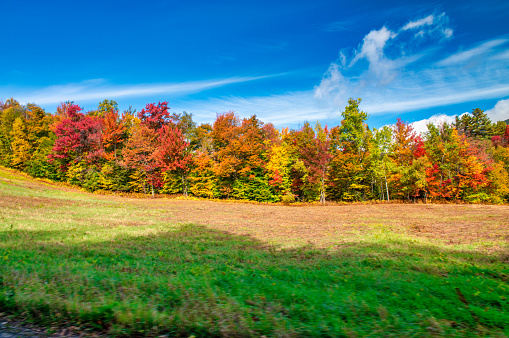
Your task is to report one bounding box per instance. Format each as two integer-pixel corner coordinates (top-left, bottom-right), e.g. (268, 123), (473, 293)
(1, 97), (507, 203)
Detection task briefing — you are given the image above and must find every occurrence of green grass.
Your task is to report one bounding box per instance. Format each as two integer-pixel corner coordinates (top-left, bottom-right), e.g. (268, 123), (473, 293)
(0, 168), (508, 337)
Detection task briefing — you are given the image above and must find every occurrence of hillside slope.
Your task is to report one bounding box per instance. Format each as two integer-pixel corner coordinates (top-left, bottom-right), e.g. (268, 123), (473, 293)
(0, 167), (508, 336)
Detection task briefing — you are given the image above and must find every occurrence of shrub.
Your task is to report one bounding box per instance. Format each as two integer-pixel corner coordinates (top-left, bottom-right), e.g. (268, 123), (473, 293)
(281, 191), (296, 204)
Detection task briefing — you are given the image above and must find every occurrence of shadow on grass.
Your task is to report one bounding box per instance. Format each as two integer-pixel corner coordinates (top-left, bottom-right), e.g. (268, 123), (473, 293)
(1, 224), (508, 337)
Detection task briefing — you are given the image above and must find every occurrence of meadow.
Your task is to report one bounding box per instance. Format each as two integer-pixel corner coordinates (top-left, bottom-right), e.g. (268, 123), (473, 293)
(0, 167), (508, 337)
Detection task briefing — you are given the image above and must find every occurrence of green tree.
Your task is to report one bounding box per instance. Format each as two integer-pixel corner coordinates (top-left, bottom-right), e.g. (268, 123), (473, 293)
(328, 98), (371, 201)
(368, 126), (393, 201)
(89, 99), (119, 117)
(455, 108), (495, 139)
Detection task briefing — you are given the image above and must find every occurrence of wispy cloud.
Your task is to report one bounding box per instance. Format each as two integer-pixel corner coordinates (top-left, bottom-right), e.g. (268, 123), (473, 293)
(171, 90), (328, 126)
(313, 13), (509, 119)
(491, 49), (509, 61)
(401, 14), (435, 31)
(362, 85), (509, 114)
(401, 12), (453, 38)
(350, 26), (398, 81)
(437, 39), (508, 66)
(7, 12), (507, 131)
(324, 20), (352, 32)
(8, 75), (276, 106)
(174, 13), (508, 127)
(172, 13), (509, 128)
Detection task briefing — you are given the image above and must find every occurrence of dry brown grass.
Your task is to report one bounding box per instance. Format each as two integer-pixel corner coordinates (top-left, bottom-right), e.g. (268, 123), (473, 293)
(152, 199), (509, 247)
(2, 166), (508, 250)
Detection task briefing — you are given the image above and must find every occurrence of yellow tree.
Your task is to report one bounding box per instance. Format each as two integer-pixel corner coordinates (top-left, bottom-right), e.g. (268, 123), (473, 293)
(10, 117), (31, 168)
(188, 151), (217, 198)
(486, 161), (509, 203)
(25, 104), (53, 149)
(265, 129), (292, 200)
(0, 99), (24, 166)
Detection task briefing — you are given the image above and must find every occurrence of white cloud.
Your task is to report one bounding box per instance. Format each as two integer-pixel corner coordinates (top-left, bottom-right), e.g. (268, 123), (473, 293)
(410, 114), (459, 135)
(314, 64), (346, 103)
(362, 85), (509, 114)
(7, 75), (277, 106)
(350, 26), (397, 67)
(436, 39), (508, 66)
(173, 17), (509, 128)
(401, 13), (453, 39)
(171, 90), (328, 126)
(409, 98), (509, 136)
(490, 49), (509, 61)
(190, 15), (506, 127)
(169, 86), (509, 129)
(401, 14), (435, 31)
(7, 12), (506, 131)
(313, 13), (509, 122)
(443, 28), (453, 39)
(485, 99), (509, 123)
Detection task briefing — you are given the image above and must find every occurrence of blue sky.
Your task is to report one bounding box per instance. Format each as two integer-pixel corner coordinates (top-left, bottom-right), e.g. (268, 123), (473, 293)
(1, 0), (509, 131)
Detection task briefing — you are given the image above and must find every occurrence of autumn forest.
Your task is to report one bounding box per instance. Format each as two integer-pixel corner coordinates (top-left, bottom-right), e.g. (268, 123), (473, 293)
(1, 97), (508, 204)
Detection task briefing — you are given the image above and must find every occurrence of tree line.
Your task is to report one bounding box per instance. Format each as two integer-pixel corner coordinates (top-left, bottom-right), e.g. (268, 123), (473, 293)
(1, 97), (508, 203)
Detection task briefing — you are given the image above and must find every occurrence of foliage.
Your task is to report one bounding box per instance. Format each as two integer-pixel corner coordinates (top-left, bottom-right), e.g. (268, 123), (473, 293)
(121, 123), (160, 196)
(138, 101), (176, 131)
(49, 103), (103, 170)
(231, 171), (278, 202)
(102, 108), (127, 162)
(328, 99), (371, 201)
(455, 108), (498, 139)
(0, 101), (24, 166)
(281, 191), (296, 203)
(10, 117), (31, 168)
(25, 136), (61, 180)
(188, 152), (217, 198)
(0, 98), (508, 204)
(98, 162), (132, 192)
(265, 139), (293, 199)
(96, 99), (118, 117)
(156, 124), (192, 196)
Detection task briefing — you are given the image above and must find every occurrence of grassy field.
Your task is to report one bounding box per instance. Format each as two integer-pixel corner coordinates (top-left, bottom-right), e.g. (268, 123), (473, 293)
(0, 167), (508, 337)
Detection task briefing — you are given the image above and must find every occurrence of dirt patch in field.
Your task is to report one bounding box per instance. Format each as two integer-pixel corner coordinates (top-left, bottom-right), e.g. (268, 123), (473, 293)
(0, 193), (76, 210)
(157, 200), (509, 248)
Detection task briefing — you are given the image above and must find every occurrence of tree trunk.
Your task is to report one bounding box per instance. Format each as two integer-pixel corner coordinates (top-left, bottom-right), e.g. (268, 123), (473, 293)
(320, 177), (326, 205)
(181, 174), (188, 198)
(384, 172), (390, 202)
